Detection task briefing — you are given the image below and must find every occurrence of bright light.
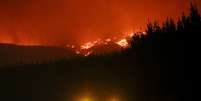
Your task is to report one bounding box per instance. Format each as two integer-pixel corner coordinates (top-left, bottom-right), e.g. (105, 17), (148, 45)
(142, 31), (147, 35)
(81, 41), (96, 50)
(116, 39), (128, 48)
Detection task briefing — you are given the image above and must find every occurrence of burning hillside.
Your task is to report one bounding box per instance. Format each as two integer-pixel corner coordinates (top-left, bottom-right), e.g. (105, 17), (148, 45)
(0, 31), (147, 65)
(66, 31), (146, 56)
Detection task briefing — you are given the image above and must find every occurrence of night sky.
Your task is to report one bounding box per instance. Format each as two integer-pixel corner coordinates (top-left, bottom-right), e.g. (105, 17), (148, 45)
(0, 0), (200, 45)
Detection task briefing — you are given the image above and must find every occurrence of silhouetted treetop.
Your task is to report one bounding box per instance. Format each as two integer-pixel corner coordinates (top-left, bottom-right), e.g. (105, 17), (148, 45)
(190, 3), (201, 27)
(130, 3), (200, 48)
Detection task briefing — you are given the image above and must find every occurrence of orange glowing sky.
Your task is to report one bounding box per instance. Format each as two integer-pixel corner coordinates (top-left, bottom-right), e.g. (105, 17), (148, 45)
(0, 0), (200, 46)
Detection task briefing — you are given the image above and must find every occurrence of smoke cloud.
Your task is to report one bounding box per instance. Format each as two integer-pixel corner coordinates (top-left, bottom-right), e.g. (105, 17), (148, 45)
(0, 0), (200, 45)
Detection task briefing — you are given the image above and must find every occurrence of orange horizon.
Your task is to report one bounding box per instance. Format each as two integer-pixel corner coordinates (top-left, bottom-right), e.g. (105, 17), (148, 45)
(0, 0), (200, 46)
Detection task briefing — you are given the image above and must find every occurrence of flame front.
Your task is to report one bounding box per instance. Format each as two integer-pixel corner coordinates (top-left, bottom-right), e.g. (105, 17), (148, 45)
(65, 31), (146, 56)
(81, 41), (98, 50)
(116, 39), (128, 48)
(84, 51), (93, 57)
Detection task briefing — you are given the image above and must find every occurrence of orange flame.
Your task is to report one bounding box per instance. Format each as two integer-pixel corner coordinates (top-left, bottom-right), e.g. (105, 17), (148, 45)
(65, 31), (146, 56)
(84, 51), (93, 57)
(128, 32), (134, 38)
(81, 41), (97, 50)
(116, 39), (128, 48)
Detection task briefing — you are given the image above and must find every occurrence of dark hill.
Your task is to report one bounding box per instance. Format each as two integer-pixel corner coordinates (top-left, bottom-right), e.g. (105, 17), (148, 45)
(0, 44), (76, 67)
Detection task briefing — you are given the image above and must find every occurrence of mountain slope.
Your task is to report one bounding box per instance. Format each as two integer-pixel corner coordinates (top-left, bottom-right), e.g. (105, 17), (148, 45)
(0, 44), (76, 67)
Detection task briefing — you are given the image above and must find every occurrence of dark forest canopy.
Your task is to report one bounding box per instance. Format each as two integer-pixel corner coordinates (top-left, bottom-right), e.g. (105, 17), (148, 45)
(129, 3), (200, 48)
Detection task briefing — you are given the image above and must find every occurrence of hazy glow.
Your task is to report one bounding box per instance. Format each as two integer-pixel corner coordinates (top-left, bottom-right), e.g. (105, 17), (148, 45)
(76, 50), (81, 54)
(109, 97), (119, 101)
(80, 37), (113, 50)
(128, 32), (135, 38)
(81, 41), (98, 50)
(80, 97), (93, 101)
(0, 0), (200, 46)
(84, 51), (93, 57)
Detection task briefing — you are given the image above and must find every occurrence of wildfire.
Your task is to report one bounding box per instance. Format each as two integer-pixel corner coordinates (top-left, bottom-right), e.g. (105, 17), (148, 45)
(67, 37), (129, 56)
(128, 32), (134, 38)
(80, 38), (113, 50)
(65, 31), (146, 56)
(81, 41), (98, 50)
(142, 31), (147, 35)
(84, 51), (93, 57)
(116, 39), (128, 48)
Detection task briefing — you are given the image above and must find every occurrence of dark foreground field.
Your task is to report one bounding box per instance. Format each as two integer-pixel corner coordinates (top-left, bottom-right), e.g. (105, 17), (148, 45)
(0, 43), (186, 101)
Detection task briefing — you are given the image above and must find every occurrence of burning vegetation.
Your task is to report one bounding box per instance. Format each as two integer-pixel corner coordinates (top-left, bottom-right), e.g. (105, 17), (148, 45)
(116, 39), (128, 48)
(65, 31), (146, 56)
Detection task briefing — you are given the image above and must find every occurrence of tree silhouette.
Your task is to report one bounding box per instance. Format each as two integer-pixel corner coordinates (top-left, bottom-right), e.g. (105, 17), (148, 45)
(129, 3), (200, 48)
(189, 3), (201, 29)
(177, 18), (184, 33)
(146, 22), (154, 34)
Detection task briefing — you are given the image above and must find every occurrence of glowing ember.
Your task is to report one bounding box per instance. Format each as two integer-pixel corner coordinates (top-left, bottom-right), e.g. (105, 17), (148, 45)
(84, 51), (93, 57)
(128, 32), (135, 38)
(106, 38), (111, 42)
(76, 50), (81, 54)
(116, 39), (128, 48)
(142, 31), (147, 35)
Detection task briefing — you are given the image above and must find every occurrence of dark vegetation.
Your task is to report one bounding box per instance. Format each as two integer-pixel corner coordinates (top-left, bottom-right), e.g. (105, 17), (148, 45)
(0, 44), (76, 67)
(0, 4), (198, 101)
